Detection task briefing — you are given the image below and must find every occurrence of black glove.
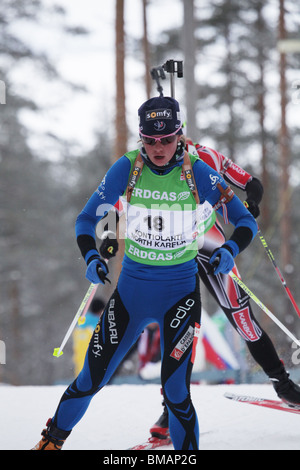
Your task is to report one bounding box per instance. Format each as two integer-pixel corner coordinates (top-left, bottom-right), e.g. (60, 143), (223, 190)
(244, 177), (263, 219)
(99, 231), (119, 260)
(244, 199), (260, 218)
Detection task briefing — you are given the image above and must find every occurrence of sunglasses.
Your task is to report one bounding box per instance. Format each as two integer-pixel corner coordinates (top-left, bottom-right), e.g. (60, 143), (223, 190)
(140, 127), (182, 146)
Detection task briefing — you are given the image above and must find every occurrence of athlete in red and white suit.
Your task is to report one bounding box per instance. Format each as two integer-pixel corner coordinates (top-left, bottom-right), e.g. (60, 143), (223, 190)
(188, 141), (271, 352)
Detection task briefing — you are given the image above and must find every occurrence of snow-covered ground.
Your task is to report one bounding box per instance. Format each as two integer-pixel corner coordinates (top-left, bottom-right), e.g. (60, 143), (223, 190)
(1, 383), (299, 450)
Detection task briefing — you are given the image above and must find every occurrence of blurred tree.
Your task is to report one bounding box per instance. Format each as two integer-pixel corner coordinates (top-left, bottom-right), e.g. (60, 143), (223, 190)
(114, 0), (128, 162)
(0, 0), (92, 384)
(142, 0), (151, 99)
(182, 0), (197, 139)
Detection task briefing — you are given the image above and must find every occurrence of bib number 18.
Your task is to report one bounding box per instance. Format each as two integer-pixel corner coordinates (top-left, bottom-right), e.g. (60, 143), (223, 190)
(144, 215), (164, 232)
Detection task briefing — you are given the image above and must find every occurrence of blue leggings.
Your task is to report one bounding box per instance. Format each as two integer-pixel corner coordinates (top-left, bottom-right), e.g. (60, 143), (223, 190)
(52, 271), (201, 450)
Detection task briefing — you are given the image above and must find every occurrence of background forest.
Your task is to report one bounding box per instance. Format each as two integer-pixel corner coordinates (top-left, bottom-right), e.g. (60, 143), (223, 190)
(1, 0), (300, 385)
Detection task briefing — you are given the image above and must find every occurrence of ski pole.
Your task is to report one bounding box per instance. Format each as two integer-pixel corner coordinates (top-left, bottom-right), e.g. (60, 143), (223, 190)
(228, 270), (300, 348)
(53, 259), (110, 358)
(257, 227), (300, 318)
(77, 283), (98, 326)
(150, 66), (165, 97)
(162, 59), (183, 98)
(150, 60), (183, 100)
(53, 282), (99, 358)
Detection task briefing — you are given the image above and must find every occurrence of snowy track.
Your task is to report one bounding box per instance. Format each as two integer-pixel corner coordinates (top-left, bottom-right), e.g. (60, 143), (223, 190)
(1, 383), (300, 450)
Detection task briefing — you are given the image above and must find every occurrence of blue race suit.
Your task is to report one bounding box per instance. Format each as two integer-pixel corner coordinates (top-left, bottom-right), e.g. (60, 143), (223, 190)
(50, 153), (257, 450)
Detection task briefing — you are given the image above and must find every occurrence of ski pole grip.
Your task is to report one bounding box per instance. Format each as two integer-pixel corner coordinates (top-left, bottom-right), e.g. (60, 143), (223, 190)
(96, 264), (111, 284)
(207, 255), (221, 275)
(212, 255), (221, 270)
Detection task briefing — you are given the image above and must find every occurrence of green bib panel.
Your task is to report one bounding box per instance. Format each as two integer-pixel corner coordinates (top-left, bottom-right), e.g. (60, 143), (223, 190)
(122, 150), (204, 266)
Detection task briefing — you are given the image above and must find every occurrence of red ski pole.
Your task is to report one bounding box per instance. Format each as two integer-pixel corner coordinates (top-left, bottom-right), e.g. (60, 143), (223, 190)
(257, 227), (300, 318)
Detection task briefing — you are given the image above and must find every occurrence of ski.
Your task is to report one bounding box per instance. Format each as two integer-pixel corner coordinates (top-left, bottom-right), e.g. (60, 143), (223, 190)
(224, 392), (300, 415)
(129, 436), (172, 450)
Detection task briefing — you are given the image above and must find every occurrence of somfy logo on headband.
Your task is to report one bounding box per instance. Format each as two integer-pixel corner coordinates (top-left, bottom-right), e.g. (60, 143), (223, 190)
(146, 109), (172, 120)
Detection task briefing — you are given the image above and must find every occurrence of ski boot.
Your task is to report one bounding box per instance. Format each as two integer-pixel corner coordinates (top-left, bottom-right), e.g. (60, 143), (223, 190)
(32, 418), (71, 450)
(150, 402), (170, 439)
(269, 363), (300, 405)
